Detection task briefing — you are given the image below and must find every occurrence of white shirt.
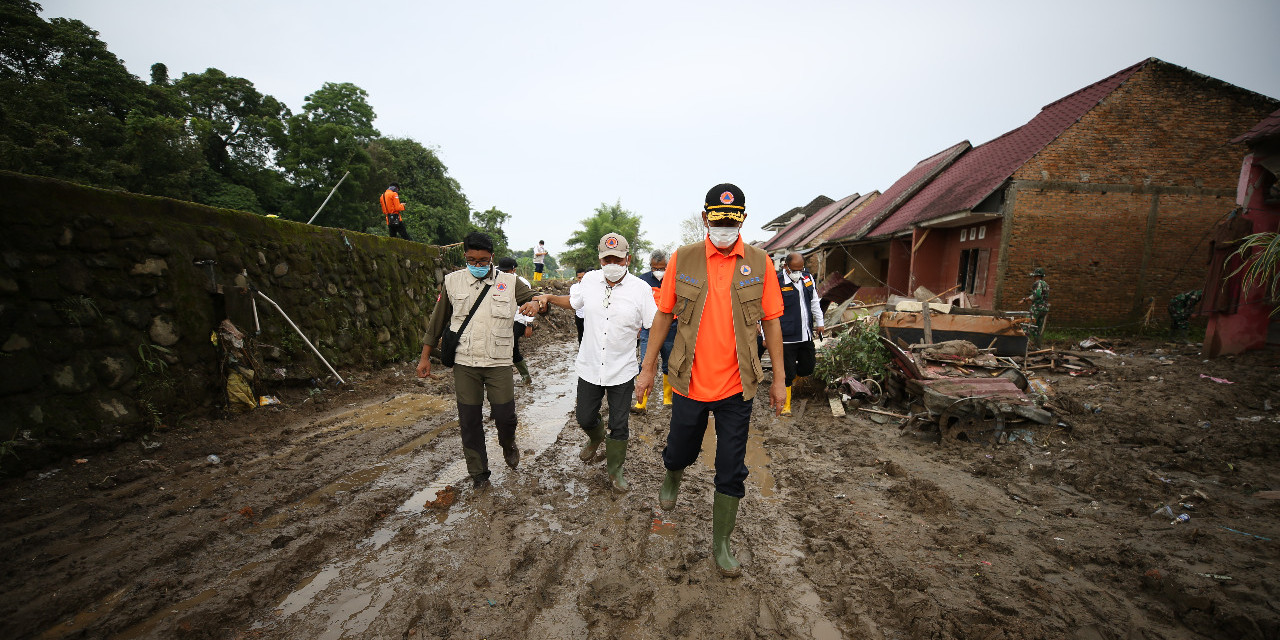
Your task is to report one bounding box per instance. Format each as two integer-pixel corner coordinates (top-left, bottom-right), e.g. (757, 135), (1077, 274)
(514, 275), (535, 325)
(785, 271), (825, 344)
(533, 245), (547, 264)
(571, 270), (657, 387)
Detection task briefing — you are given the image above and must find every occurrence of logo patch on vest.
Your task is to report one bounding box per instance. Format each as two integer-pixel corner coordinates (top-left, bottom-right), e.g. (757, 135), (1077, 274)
(740, 265), (751, 276)
(496, 282), (507, 292)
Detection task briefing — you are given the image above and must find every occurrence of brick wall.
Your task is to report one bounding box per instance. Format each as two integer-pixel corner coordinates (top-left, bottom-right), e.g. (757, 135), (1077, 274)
(1000, 60), (1277, 325)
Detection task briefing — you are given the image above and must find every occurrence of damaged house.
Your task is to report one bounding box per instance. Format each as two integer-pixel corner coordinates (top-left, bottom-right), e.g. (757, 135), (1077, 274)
(788, 58), (1278, 326)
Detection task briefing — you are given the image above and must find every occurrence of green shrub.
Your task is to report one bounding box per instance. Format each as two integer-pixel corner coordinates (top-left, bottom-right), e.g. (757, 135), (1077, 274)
(813, 320), (890, 386)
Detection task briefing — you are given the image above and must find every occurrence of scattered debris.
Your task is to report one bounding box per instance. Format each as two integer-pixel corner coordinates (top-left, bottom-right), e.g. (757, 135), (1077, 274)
(424, 485), (457, 510)
(1219, 526), (1271, 541)
(206, 454), (222, 465)
(1200, 374), (1234, 384)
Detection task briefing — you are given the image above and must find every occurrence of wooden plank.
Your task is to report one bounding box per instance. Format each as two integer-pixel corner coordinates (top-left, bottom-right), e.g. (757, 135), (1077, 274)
(827, 391), (846, 417)
(911, 228), (931, 254)
(858, 407), (911, 419)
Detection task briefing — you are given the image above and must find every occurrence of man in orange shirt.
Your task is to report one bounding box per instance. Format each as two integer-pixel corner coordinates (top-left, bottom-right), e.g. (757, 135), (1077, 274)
(635, 183), (786, 578)
(379, 182), (412, 240)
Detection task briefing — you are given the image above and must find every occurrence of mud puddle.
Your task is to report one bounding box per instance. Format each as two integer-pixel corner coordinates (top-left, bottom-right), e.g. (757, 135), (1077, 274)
(250, 352), (580, 636)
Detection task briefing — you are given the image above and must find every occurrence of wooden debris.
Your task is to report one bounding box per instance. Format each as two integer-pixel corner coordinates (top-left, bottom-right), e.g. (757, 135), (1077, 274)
(827, 391), (846, 417)
(858, 407), (912, 419)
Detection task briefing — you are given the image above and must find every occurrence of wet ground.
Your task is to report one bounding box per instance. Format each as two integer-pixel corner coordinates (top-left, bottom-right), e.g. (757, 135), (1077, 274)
(2, 334), (1279, 639)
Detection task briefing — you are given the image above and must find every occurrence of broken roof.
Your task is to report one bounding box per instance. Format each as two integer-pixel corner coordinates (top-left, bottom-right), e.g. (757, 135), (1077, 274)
(868, 59), (1149, 237)
(826, 141), (971, 242)
(794, 191), (880, 248)
(1233, 107), (1280, 145)
(758, 194), (835, 246)
(761, 195), (833, 231)
(762, 192), (862, 252)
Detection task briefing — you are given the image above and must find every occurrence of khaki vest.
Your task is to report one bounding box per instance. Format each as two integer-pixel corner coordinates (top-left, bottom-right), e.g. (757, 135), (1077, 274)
(668, 242), (770, 401)
(443, 269), (518, 368)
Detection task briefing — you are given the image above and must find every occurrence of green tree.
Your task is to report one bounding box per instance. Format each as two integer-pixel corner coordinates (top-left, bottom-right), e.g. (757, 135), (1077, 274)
(562, 200), (652, 273)
(365, 137), (470, 244)
(280, 82), (379, 230)
(471, 206), (511, 256)
(0, 5), (149, 187)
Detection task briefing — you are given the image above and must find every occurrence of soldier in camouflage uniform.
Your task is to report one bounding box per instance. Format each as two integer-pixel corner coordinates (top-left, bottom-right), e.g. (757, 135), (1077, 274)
(1022, 268), (1050, 347)
(1167, 289), (1202, 342)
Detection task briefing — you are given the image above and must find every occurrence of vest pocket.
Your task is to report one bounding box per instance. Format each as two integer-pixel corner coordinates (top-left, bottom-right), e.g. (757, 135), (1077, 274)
(736, 282), (766, 324)
(489, 335), (513, 360)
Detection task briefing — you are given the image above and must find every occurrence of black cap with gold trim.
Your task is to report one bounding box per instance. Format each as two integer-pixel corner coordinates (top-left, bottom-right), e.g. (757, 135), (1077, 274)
(704, 183), (746, 222)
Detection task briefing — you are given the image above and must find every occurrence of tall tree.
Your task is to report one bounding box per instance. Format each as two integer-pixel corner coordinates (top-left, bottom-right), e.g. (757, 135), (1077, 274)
(562, 200), (652, 273)
(0, 5), (148, 187)
(280, 82), (379, 230)
(471, 206), (511, 256)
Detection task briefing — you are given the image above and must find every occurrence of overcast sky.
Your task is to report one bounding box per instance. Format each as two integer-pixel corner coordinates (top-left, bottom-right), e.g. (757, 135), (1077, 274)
(40, 0), (1280, 258)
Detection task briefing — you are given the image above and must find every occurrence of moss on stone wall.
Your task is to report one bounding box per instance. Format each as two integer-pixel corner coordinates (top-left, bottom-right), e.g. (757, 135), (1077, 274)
(0, 171), (442, 470)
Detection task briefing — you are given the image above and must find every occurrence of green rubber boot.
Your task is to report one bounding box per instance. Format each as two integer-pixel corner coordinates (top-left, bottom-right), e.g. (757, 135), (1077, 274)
(658, 469), (683, 510)
(579, 424), (605, 462)
(712, 492), (742, 578)
(605, 438), (628, 494)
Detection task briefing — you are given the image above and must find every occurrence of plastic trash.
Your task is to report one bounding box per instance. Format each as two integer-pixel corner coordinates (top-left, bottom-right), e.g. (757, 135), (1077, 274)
(258, 395), (281, 406)
(1199, 374), (1234, 384)
(206, 454), (221, 465)
(1152, 505), (1174, 518)
(1172, 513), (1191, 524)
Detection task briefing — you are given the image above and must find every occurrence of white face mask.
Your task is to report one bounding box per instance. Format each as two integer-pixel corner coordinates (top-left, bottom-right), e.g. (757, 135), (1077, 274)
(652, 269), (666, 281)
(601, 263), (628, 282)
(789, 270), (804, 282)
(707, 226), (740, 249)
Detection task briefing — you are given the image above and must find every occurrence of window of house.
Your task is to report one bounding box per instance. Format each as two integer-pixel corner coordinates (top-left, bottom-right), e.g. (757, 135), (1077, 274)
(978, 226), (986, 240)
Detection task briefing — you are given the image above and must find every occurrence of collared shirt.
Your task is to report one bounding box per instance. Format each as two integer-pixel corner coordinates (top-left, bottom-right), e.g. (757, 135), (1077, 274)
(657, 237), (784, 402)
(571, 270), (657, 387)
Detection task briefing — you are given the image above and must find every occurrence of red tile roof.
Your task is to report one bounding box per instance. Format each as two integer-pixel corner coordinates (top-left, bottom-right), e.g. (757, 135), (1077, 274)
(763, 192), (862, 251)
(868, 59), (1149, 237)
(1232, 107), (1280, 144)
(826, 141), (971, 242)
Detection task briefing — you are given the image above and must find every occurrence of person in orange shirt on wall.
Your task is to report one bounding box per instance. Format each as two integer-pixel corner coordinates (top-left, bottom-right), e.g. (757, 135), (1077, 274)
(635, 182), (786, 578)
(379, 182), (412, 240)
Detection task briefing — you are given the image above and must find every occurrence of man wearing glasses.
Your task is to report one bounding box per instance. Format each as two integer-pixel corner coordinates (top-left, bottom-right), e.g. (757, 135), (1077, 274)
(634, 183), (786, 578)
(418, 232), (537, 490)
(531, 233), (657, 494)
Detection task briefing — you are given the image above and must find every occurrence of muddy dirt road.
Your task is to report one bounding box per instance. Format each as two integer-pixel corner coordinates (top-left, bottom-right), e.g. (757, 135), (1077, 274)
(3, 335), (1279, 639)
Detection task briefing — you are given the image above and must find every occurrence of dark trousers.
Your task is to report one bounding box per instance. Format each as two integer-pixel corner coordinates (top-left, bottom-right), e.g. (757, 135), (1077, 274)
(782, 340), (816, 387)
(663, 392), (753, 498)
(575, 316), (585, 345)
(512, 321), (525, 363)
(637, 321), (676, 375)
(453, 364), (517, 482)
(388, 221), (412, 240)
(577, 377), (634, 441)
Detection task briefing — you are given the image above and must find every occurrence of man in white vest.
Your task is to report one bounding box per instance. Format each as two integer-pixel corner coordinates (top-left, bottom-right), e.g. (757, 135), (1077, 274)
(418, 231), (537, 490)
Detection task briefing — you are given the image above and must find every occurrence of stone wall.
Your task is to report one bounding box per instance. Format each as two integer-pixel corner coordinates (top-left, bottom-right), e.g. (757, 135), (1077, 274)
(0, 172), (442, 468)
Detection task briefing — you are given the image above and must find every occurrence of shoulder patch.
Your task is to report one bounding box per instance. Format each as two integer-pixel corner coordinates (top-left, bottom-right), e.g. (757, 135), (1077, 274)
(740, 265), (751, 276)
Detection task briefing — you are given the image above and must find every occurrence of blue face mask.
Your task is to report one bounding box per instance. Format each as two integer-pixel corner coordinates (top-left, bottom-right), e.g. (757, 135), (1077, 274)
(468, 265), (491, 279)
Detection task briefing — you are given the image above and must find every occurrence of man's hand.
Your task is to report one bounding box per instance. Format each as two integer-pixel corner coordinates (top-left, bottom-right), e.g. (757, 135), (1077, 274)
(815, 325), (825, 338)
(769, 377), (786, 416)
(635, 364), (656, 402)
(519, 299), (543, 316)
(523, 325), (533, 338)
(416, 345), (432, 378)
